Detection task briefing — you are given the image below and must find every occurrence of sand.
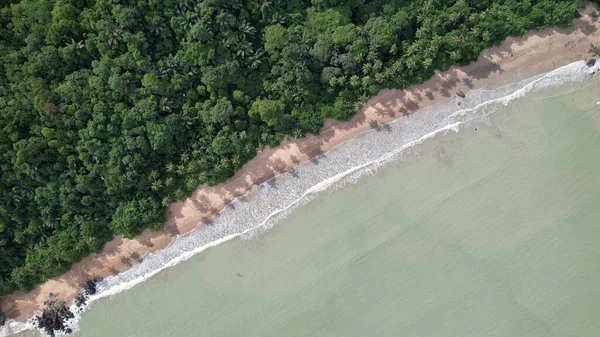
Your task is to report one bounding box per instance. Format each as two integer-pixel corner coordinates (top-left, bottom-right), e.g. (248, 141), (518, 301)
(2, 3), (600, 325)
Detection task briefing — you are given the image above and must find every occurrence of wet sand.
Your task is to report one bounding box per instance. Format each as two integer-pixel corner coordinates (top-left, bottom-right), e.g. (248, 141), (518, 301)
(2, 4), (599, 325)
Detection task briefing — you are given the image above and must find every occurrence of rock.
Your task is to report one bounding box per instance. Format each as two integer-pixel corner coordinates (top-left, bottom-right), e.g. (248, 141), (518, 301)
(74, 293), (87, 308)
(83, 279), (98, 296)
(36, 298), (74, 336)
(0, 311), (6, 326)
(456, 90), (466, 98)
(586, 58), (596, 67)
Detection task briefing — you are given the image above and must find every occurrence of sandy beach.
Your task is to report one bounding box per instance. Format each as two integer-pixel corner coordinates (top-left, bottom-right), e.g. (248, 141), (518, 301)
(2, 3), (599, 325)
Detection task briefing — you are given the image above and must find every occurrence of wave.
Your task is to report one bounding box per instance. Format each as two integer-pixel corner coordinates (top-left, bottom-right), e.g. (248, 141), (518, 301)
(0, 60), (591, 337)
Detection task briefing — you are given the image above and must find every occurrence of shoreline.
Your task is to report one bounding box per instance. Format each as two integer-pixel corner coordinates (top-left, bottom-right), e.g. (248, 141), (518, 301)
(2, 4), (600, 327)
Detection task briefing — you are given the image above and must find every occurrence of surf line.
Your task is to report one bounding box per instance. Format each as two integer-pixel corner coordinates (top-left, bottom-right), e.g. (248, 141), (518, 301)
(1, 59), (592, 337)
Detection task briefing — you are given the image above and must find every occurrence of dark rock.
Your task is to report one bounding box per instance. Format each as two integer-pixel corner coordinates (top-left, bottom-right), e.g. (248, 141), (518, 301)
(74, 293), (87, 308)
(586, 58), (596, 67)
(83, 279), (97, 296)
(0, 311), (6, 326)
(456, 90), (466, 98)
(36, 298), (75, 336)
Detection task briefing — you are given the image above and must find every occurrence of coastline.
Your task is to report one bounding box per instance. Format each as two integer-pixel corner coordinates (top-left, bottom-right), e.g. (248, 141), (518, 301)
(2, 4), (600, 326)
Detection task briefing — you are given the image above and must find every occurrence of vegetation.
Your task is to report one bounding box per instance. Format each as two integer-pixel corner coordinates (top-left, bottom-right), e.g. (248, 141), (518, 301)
(0, 0), (585, 296)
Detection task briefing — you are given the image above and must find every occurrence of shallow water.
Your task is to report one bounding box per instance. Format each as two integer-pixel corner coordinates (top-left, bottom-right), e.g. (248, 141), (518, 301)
(9, 66), (600, 337)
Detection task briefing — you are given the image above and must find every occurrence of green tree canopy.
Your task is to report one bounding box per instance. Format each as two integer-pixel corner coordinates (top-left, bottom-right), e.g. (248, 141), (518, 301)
(0, 0), (584, 296)
(249, 99), (285, 127)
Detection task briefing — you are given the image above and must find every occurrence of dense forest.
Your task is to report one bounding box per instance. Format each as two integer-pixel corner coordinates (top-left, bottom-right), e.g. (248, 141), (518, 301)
(0, 0), (587, 296)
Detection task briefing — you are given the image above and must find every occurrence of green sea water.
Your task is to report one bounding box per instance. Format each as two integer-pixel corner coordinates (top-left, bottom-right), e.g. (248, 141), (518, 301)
(13, 71), (600, 337)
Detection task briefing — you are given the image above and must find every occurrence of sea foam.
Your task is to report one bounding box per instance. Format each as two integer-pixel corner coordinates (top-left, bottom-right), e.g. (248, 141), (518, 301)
(0, 60), (590, 337)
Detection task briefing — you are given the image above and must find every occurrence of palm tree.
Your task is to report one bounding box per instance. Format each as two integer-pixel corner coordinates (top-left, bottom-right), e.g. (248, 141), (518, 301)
(70, 39), (85, 50)
(235, 41), (253, 59)
(176, 165), (185, 176)
(446, 50), (461, 61)
(422, 57), (433, 69)
(260, 0), (272, 22)
(237, 20), (256, 37)
(215, 12), (236, 29)
(181, 153), (190, 163)
(270, 12), (286, 25)
(151, 180), (162, 191)
(250, 58), (262, 69)
(148, 170), (159, 181)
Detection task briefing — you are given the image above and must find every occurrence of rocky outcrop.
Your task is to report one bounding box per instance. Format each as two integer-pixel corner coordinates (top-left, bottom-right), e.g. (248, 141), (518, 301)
(0, 311), (6, 326)
(36, 279), (101, 335)
(586, 58), (596, 67)
(36, 298), (73, 336)
(73, 293), (87, 308)
(83, 280), (97, 296)
(74, 279), (99, 309)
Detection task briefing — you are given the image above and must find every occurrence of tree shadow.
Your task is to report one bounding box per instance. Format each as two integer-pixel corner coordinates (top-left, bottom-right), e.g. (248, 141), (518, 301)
(424, 89), (435, 100)
(462, 77), (474, 89)
(439, 87), (451, 97)
(310, 153), (326, 165)
(404, 99), (420, 112)
(130, 252), (142, 263)
(1, 300), (22, 320)
(266, 156), (288, 175)
(288, 155), (300, 165)
(578, 18), (598, 36)
(462, 57), (503, 80)
(411, 90), (423, 102)
(164, 222), (180, 236)
(120, 256), (132, 267)
(190, 194), (212, 214)
(137, 236), (154, 248)
(288, 168), (299, 178)
(369, 119), (381, 131)
(440, 72), (459, 94)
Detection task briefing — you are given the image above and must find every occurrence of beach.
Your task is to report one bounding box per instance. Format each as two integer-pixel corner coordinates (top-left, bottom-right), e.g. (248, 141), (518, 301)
(2, 3), (600, 327)
(68, 73), (600, 337)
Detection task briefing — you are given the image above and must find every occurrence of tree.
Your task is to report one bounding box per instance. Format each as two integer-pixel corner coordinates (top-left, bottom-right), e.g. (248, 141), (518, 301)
(211, 132), (236, 155)
(0, 0), (582, 298)
(110, 198), (162, 239)
(249, 99), (285, 127)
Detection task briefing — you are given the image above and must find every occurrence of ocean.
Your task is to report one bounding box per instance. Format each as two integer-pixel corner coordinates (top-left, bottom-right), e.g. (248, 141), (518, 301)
(5, 60), (600, 336)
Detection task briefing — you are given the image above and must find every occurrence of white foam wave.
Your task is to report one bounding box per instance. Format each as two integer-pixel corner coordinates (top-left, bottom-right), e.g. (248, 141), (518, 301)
(0, 60), (590, 337)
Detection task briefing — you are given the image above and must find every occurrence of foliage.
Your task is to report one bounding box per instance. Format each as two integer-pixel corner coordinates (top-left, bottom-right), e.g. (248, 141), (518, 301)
(0, 0), (582, 296)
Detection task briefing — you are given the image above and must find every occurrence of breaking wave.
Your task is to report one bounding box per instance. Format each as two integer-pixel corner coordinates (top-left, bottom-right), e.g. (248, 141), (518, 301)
(0, 60), (592, 336)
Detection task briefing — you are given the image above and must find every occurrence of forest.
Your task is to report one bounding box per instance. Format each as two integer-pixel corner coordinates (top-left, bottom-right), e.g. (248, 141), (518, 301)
(0, 0), (587, 296)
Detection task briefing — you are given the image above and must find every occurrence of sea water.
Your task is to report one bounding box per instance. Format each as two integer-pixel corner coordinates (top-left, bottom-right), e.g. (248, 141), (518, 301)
(6, 62), (600, 336)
